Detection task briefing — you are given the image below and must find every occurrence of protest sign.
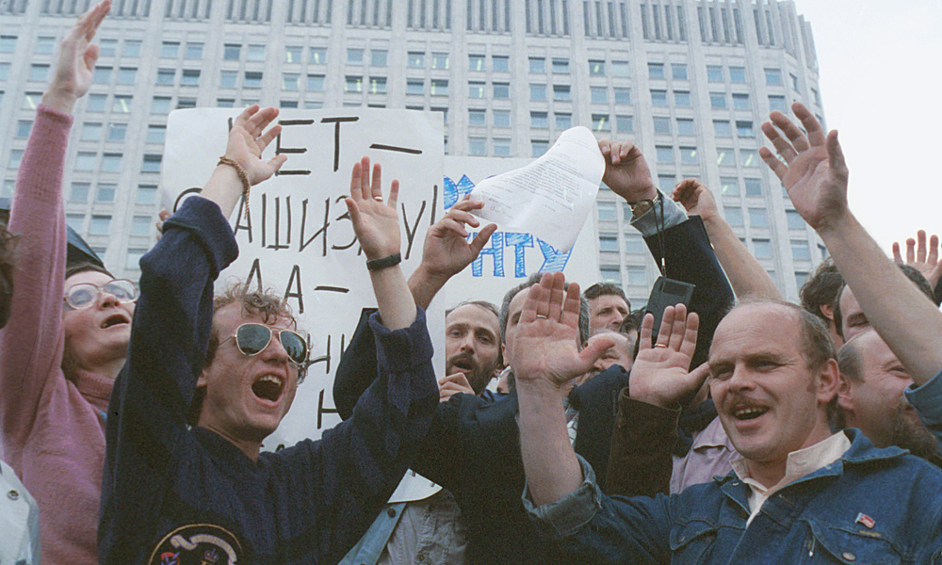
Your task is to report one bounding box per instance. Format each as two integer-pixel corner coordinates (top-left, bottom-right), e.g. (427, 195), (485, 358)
(163, 108), (445, 450)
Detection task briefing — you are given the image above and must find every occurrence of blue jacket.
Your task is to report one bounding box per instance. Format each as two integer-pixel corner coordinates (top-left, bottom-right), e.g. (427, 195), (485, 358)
(526, 429), (942, 564)
(99, 197), (439, 565)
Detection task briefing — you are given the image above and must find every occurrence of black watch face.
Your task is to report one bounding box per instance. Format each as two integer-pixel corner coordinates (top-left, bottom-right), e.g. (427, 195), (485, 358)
(148, 524), (244, 565)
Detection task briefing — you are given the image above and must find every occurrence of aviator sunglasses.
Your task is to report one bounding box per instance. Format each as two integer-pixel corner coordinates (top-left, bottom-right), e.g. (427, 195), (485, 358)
(64, 279), (139, 310)
(223, 323), (309, 366)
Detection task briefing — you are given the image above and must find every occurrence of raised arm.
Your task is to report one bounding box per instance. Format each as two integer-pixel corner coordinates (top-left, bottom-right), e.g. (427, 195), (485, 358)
(760, 102), (942, 385)
(673, 178), (782, 301)
(511, 273), (615, 506)
(0, 0), (110, 443)
(892, 230), (942, 303)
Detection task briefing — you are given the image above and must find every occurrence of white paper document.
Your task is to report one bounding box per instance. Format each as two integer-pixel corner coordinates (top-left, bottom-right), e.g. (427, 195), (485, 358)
(468, 126), (605, 252)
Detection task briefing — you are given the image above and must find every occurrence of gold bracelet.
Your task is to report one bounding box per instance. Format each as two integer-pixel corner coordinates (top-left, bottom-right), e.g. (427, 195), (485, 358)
(217, 156), (251, 220)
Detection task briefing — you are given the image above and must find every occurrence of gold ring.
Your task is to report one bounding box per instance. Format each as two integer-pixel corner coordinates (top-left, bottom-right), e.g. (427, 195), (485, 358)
(654, 343), (668, 348)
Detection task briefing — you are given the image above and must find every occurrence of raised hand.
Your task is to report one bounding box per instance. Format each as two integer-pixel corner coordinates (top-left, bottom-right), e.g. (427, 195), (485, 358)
(628, 305), (705, 409)
(345, 156), (401, 261)
(893, 230), (942, 290)
(225, 105), (287, 186)
(438, 373), (475, 403)
(598, 139), (658, 205)
(672, 178), (719, 223)
(759, 102), (849, 234)
(506, 272), (615, 390)
(419, 197), (497, 281)
(43, 0), (111, 114)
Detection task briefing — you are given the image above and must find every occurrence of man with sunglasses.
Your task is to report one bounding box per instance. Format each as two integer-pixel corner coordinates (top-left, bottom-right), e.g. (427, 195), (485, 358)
(99, 107), (439, 565)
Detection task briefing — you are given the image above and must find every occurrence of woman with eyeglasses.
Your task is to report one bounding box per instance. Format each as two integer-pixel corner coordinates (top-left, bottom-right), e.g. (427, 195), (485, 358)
(0, 3), (122, 565)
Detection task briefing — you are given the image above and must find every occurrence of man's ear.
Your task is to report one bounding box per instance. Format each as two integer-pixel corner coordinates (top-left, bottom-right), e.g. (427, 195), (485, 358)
(820, 303), (835, 322)
(197, 368), (209, 388)
(836, 372), (854, 411)
(816, 358), (841, 404)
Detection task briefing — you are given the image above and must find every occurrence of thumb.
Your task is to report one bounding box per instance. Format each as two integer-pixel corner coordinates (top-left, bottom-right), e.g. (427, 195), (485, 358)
(680, 363), (711, 393)
(578, 334), (617, 366)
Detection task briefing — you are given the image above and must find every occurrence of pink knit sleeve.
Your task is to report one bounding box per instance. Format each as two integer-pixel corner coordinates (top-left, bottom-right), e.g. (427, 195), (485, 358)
(0, 104), (74, 447)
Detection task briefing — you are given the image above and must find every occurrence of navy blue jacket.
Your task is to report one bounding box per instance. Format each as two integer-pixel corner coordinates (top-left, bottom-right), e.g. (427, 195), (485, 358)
(99, 197), (439, 565)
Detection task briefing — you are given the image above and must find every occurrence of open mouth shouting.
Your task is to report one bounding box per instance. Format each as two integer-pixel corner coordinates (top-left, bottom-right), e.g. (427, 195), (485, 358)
(726, 398), (770, 424)
(251, 374), (285, 404)
(447, 353), (475, 376)
(100, 312), (130, 329)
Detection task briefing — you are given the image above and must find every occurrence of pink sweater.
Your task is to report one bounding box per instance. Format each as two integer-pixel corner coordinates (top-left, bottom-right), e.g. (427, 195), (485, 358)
(0, 105), (114, 565)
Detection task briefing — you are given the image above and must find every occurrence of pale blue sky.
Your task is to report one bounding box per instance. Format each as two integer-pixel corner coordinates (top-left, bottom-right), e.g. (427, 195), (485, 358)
(792, 0), (942, 250)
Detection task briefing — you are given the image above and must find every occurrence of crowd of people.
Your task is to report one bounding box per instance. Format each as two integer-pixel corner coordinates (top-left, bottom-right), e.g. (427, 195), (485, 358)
(1, 1), (940, 564)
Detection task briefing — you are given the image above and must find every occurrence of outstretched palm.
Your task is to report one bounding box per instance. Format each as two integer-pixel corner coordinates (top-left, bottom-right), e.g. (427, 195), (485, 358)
(598, 139), (657, 204)
(345, 156), (401, 261)
(759, 103), (848, 233)
(628, 305), (705, 408)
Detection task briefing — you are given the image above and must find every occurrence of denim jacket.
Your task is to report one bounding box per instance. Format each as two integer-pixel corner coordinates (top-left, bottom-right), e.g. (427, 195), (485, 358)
(525, 429), (942, 564)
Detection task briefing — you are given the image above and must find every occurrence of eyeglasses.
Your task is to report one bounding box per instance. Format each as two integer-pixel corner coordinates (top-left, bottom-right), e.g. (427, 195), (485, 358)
(64, 279), (139, 310)
(223, 323), (308, 366)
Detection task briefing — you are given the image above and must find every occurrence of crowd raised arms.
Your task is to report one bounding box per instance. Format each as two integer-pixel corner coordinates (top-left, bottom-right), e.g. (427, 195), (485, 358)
(0, 2), (939, 564)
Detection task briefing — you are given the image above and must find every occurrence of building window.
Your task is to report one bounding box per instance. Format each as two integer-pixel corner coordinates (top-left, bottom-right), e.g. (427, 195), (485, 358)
(656, 146), (674, 164)
(369, 77), (387, 94)
(613, 87), (631, 105)
(0, 36), (16, 53)
(408, 52), (425, 68)
(732, 93), (750, 110)
(493, 138), (511, 156)
(246, 45), (265, 62)
(29, 64), (49, 82)
(530, 84), (547, 101)
(431, 52), (449, 70)
(431, 79), (448, 96)
(157, 68), (176, 85)
(592, 114), (610, 132)
(676, 118), (695, 136)
(552, 58), (569, 74)
(469, 137), (486, 156)
(672, 64), (688, 80)
(370, 49), (388, 67)
(532, 140), (549, 157)
(345, 75), (363, 93)
(161, 41), (179, 58)
(765, 68), (782, 86)
(680, 147), (698, 165)
(110, 95), (131, 113)
(790, 73), (799, 91)
(744, 178), (762, 197)
(589, 59), (605, 76)
(600, 235), (619, 252)
(146, 124), (166, 144)
(627, 267), (646, 286)
(80, 122), (100, 141)
(600, 266), (621, 285)
(736, 120), (754, 137)
(96, 183), (116, 202)
(223, 44), (241, 60)
(107, 122), (126, 142)
(347, 48), (364, 64)
(616, 115), (633, 133)
(94, 66), (112, 83)
(591, 87), (607, 104)
(35, 36), (55, 54)
(285, 45), (302, 63)
(469, 81), (486, 98)
(493, 110), (510, 127)
(612, 60), (629, 77)
(469, 54), (485, 71)
(707, 65), (723, 82)
(244, 71), (263, 89)
(753, 238), (772, 259)
(769, 95), (787, 113)
(217, 98), (235, 107)
(624, 234), (645, 254)
(556, 113), (572, 129)
(406, 79), (424, 95)
(648, 63), (665, 80)
(185, 42), (203, 59)
(75, 152), (96, 171)
(70, 182), (90, 202)
(136, 185), (158, 204)
(748, 207), (769, 228)
(786, 210), (805, 230)
(151, 96), (171, 114)
(791, 240), (811, 261)
(181, 69), (200, 86)
(553, 85), (571, 101)
(651, 90), (668, 107)
(741, 150), (758, 167)
(469, 109), (486, 127)
(132, 216), (151, 237)
(310, 47), (327, 64)
(101, 153), (122, 172)
(492, 82), (510, 99)
(529, 57), (545, 73)
(725, 207), (743, 226)
(597, 202), (616, 222)
(716, 147), (735, 166)
(283, 73), (300, 91)
(65, 214), (84, 232)
(659, 175), (676, 192)
(124, 40), (142, 57)
(674, 90), (691, 107)
(89, 215), (112, 236)
(142, 154), (162, 173)
(720, 177), (739, 196)
(729, 66), (746, 83)
(653, 117), (671, 135)
(710, 92), (726, 109)
(531, 111), (549, 129)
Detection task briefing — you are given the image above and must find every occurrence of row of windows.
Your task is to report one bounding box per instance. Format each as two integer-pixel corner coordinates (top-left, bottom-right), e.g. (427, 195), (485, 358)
(2, 150), (161, 174)
(598, 227), (812, 264)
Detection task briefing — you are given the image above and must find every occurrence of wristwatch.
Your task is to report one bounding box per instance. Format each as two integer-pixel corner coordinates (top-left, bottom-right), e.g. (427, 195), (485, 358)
(629, 191), (661, 219)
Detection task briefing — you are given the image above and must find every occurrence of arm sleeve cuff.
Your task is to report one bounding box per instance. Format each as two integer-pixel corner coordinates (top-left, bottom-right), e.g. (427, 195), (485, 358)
(158, 196), (239, 276)
(369, 307), (434, 373)
(629, 190), (688, 237)
(905, 367), (942, 434)
(522, 454), (604, 539)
